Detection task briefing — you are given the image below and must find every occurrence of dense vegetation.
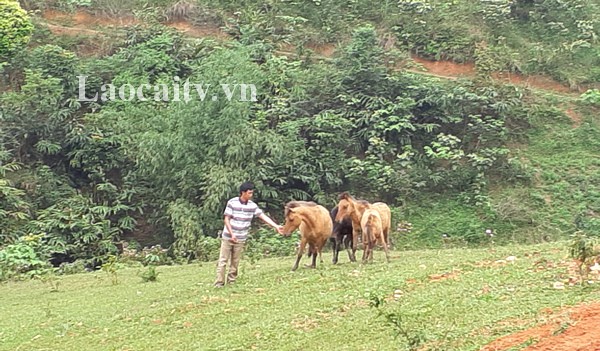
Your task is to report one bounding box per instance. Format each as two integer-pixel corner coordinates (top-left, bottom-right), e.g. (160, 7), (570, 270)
(1, 0), (599, 279)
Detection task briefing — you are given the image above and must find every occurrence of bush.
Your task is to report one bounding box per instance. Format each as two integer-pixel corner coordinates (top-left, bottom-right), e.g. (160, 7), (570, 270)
(0, 234), (52, 280)
(580, 89), (600, 106)
(194, 236), (221, 262)
(0, 0), (34, 60)
(245, 228), (298, 262)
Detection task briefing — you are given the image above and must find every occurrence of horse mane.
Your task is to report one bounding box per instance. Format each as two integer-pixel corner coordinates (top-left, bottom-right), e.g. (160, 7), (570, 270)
(338, 192), (353, 201)
(285, 201), (318, 216)
(338, 192), (370, 206)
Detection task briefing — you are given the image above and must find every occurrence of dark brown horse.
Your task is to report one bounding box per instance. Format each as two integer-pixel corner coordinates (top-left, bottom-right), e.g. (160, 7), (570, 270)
(330, 206), (354, 264)
(334, 192), (392, 262)
(282, 201), (333, 271)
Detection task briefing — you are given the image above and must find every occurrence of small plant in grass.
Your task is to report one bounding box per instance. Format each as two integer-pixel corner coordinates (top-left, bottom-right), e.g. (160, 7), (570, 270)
(140, 266), (159, 282)
(101, 255), (119, 285)
(368, 292), (428, 350)
(568, 231), (599, 283)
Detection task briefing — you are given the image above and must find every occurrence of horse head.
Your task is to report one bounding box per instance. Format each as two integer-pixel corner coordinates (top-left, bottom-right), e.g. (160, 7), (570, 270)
(335, 192), (369, 224)
(282, 201), (314, 236)
(334, 192), (355, 223)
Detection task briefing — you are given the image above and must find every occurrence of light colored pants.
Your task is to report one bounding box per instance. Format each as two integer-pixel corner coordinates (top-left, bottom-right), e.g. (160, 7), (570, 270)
(215, 239), (245, 285)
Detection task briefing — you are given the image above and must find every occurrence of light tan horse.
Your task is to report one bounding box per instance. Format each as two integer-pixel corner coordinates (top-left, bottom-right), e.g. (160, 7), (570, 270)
(334, 192), (392, 261)
(360, 208), (390, 263)
(282, 201), (333, 271)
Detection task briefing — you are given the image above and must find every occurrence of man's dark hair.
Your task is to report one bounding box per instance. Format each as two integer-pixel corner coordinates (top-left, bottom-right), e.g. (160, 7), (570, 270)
(239, 181), (255, 194)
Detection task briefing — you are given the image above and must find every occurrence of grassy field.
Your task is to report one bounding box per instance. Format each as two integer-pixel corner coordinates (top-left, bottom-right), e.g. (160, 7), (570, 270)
(2, 242), (600, 351)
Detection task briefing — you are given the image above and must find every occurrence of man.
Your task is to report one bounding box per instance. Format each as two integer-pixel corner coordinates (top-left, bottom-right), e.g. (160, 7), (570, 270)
(214, 181), (284, 287)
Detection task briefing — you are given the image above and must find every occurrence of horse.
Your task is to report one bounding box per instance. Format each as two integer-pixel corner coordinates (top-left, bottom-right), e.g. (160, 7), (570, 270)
(282, 201), (333, 271)
(330, 206), (354, 264)
(360, 208), (390, 263)
(334, 192), (392, 261)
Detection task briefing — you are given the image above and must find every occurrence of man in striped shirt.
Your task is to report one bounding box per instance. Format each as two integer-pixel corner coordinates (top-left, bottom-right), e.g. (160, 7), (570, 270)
(215, 182), (284, 287)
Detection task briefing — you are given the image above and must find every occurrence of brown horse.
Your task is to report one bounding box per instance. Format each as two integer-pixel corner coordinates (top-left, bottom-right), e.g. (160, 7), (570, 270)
(282, 201), (333, 271)
(360, 208), (390, 263)
(334, 192), (392, 261)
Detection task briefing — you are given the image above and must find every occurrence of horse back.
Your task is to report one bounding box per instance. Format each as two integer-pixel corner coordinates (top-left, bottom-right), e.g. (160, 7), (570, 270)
(371, 202), (391, 233)
(300, 205), (332, 241)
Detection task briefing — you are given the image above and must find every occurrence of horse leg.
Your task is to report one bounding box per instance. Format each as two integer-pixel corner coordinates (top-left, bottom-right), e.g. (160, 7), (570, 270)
(384, 227), (392, 249)
(351, 227), (359, 262)
(344, 235), (353, 263)
(381, 236), (391, 263)
(292, 238), (307, 271)
(318, 242), (324, 264)
(310, 246), (318, 268)
(305, 243), (315, 268)
(361, 236), (369, 264)
(332, 237), (339, 264)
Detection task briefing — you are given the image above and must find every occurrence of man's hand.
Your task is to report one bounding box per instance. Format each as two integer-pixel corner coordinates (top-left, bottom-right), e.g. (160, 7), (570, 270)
(229, 235), (238, 243)
(276, 225), (285, 235)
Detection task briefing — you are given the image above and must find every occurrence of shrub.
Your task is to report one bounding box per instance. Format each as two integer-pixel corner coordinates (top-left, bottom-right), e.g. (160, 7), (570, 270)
(580, 89), (600, 106)
(0, 234), (52, 280)
(0, 0), (34, 60)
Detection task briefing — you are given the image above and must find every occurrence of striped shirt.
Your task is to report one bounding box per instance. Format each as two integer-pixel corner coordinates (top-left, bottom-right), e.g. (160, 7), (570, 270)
(222, 197), (263, 242)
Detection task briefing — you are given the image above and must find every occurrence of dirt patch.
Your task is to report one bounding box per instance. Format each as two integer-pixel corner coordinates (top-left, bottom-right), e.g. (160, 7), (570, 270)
(165, 21), (229, 39)
(43, 10), (229, 42)
(411, 56), (476, 78)
(306, 43), (337, 58)
(428, 269), (461, 282)
(492, 72), (574, 94)
(410, 56), (577, 96)
(45, 23), (102, 36)
(564, 108), (583, 128)
(43, 9), (137, 27)
(480, 303), (600, 351)
(291, 315), (319, 332)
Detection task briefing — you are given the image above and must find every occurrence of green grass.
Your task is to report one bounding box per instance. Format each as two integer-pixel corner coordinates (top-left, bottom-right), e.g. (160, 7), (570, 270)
(2, 242), (600, 351)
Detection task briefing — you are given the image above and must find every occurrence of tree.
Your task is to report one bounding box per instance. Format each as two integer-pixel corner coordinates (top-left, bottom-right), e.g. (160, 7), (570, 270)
(0, 0), (34, 60)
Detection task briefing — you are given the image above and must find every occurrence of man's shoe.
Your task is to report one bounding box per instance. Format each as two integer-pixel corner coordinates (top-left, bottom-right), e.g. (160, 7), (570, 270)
(214, 283), (224, 288)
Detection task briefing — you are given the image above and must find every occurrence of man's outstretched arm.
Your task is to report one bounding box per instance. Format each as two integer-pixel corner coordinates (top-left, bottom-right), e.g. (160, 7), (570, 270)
(258, 213), (284, 234)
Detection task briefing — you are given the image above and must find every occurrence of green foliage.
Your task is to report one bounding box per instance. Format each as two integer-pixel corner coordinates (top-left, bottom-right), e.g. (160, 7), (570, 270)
(0, 234), (52, 281)
(580, 89), (600, 106)
(56, 260), (87, 275)
(194, 235), (220, 262)
(245, 228), (298, 263)
(0, 0), (34, 60)
(2, 0), (599, 268)
(568, 231), (599, 282)
(120, 243), (173, 266)
(0, 68), (75, 163)
(32, 194), (129, 262)
(140, 265), (159, 282)
(0, 154), (30, 245)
